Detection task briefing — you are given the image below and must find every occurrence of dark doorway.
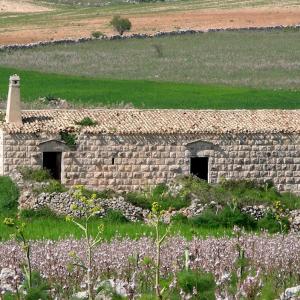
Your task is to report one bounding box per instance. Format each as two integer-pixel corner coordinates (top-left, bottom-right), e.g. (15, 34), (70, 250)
(43, 152), (62, 181)
(190, 157), (209, 181)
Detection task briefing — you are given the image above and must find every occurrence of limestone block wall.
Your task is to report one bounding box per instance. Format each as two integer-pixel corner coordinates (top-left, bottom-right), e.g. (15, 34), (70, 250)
(2, 132), (300, 194)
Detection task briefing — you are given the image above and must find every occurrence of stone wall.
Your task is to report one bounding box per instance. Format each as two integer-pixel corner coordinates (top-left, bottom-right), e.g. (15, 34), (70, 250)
(2, 132), (300, 193)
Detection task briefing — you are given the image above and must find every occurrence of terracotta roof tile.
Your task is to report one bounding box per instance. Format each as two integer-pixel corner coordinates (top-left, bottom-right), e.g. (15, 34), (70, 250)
(1, 109), (300, 134)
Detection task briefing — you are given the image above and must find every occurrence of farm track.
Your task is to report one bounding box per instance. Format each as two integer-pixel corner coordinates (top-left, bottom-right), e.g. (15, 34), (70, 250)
(1, 0), (300, 45)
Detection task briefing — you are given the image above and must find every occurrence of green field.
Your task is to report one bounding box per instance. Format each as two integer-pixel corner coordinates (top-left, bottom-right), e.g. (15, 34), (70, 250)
(0, 213), (233, 241)
(1, 66), (300, 108)
(1, 29), (300, 90)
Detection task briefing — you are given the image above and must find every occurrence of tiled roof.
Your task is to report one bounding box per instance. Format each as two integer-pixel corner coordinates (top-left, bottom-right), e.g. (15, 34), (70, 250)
(1, 109), (300, 134)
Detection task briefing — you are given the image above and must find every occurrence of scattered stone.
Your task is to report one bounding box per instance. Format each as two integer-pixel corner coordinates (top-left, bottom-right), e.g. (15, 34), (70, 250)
(280, 285), (300, 300)
(71, 291), (89, 300)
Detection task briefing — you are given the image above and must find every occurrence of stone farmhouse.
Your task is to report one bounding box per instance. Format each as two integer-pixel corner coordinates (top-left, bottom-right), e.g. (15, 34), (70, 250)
(1, 75), (300, 194)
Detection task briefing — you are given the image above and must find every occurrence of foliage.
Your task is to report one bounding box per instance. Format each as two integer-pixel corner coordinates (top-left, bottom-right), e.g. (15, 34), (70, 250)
(177, 176), (300, 210)
(177, 270), (216, 299)
(0, 176), (19, 212)
(33, 180), (68, 195)
(190, 206), (257, 230)
(23, 271), (50, 300)
(125, 184), (190, 210)
(258, 212), (289, 234)
(80, 187), (115, 199)
(19, 207), (58, 219)
(60, 131), (77, 147)
(18, 167), (52, 182)
(110, 16), (132, 35)
(91, 31), (103, 38)
(103, 209), (129, 223)
(3, 218), (33, 290)
(75, 117), (97, 126)
(148, 202), (172, 299)
(67, 185), (104, 300)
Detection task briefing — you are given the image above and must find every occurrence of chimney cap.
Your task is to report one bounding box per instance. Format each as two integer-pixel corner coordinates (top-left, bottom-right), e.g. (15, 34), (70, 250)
(9, 74), (20, 86)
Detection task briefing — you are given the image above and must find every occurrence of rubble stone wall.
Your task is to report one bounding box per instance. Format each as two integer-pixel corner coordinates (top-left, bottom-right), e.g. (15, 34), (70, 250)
(2, 132), (300, 194)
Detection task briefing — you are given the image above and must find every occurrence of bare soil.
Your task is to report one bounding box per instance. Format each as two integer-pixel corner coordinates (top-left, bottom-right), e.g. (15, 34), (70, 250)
(1, 7), (300, 45)
(0, 0), (51, 13)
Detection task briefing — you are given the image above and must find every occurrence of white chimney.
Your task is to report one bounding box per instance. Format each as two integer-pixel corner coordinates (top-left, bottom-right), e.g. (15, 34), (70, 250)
(6, 74), (22, 124)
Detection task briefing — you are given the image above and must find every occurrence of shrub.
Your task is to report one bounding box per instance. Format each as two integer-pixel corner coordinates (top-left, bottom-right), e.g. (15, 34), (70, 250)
(258, 212), (289, 233)
(60, 131), (77, 147)
(0, 176), (19, 212)
(91, 31), (103, 38)
(80, 187), (115, 200)
(125, 184), (191, 211)
(171, 213), (189, 224)
(75, 117), (97, 126)
(177, 269), (216, 299)
(190, 206), (257, 230)
(103, 209), (128, 223)
(19, 207), (58, 219)
(18, 167), (52, 182)
(33, 180), (67, 195)
(110, 16), (132, 35)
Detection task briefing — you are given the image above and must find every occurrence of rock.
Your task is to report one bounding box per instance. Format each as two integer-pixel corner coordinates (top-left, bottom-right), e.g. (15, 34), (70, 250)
(0, 268), (21, 293)
(71, 291), (89, 300)
(280, 285), (300, 300)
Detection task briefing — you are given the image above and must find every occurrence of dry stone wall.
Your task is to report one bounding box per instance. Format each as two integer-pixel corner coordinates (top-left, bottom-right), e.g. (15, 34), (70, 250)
(2, 132), (300, 194)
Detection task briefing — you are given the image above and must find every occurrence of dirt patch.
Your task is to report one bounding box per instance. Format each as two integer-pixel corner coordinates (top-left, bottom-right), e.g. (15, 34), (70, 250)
(0, 0), (51, 13)
(1, 7), (300, 45)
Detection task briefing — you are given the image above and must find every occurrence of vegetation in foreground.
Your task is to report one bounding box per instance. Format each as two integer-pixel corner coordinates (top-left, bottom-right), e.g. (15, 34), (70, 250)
(1, 171), (299, 240)
(1, 29), (300, 89)
(0, 66), (300, 109)
(1, 174), (300, 298)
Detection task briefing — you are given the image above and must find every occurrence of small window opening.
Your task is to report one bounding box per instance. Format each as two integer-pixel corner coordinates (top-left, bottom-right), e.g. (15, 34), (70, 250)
(112, 157), (115, 165)
(190, 157), (209, 181)
(43, 152), (62, 181)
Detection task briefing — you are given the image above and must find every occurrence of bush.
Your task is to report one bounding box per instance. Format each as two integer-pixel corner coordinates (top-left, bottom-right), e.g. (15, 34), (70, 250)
(60, 131), (77, 147)
(33, 180), (67, 195)
(103, 209), (129, 223)
(190, 206), (257, 230)
(75, 117), (97, 126)
(110, 16), (132, 35)
(91, 31), (103, 38)
(125, 184), (191, 211)
(18, 167), (52, 182)
(177, 270), (216, 300)
(19, 207), (58, 219)
(0, 176), (19, 212)
(258, 212), (289, 233)
(171, 213), (189, 224)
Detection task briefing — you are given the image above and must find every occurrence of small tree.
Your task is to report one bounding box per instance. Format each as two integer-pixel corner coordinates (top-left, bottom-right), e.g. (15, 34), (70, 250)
(148, 202), (172, 299)
(66, 186), (103, 300)
(110, 16), (132, 35)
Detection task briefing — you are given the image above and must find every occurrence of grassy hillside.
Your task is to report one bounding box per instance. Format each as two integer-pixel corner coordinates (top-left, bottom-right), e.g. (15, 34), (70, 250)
(1, 66), (300, 109)
(1, 29), (300, 89)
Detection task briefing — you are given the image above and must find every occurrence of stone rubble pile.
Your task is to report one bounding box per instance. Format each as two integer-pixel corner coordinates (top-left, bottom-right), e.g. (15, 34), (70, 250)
(241, 205), (268, 220)
(28, 192), (149, 222)
(289, 210), (300, 232)
(1, 25), (299, 52)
